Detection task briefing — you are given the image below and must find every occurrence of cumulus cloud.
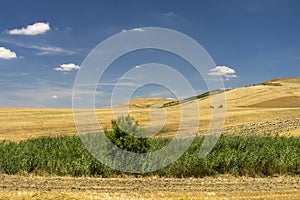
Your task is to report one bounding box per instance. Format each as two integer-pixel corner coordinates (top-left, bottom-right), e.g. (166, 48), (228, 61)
(8, 22), (50, 36)
(0, 47), (17, 60)
(208, 66), (237, 79)
(207, 66), (237, 81)
(54, 63), (80, 72)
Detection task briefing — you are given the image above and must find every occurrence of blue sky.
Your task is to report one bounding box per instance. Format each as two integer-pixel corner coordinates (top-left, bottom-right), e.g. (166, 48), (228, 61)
(0, 0), (299, 107)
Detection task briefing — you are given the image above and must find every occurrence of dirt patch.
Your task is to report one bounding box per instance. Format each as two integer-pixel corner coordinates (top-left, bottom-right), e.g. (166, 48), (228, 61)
(0, 174), (300, 199)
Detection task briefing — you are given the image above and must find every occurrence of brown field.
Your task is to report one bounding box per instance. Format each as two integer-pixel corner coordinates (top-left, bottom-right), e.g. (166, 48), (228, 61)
(1, 175), (300, 200)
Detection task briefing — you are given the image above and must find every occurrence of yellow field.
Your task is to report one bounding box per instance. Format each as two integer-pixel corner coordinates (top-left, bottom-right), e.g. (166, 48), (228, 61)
(0, 78), (299, 141)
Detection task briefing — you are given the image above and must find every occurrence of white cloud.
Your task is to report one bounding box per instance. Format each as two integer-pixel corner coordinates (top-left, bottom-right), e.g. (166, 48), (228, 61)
(0, 47), (17, 60)
(52, 95), (58, 99)
(208, 66), (237, 79)
(132, 28), (145, 32)
(122, 28), (145, 32)
(8, 22), (50, 36)
(54, 63), (80, 72)
(0, 38), (76, 55)
(35, 46), (75, 55)
(164, 11), (176, 17)
(99, 82), (138, 87)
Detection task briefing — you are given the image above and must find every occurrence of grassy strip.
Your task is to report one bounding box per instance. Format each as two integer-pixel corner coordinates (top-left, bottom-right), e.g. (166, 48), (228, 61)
(163, 89), (226, 107)
(0, 135), (299, 177)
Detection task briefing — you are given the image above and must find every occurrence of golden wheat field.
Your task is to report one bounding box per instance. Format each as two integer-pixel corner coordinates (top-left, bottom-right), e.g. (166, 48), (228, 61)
(0, 78), (299, 141)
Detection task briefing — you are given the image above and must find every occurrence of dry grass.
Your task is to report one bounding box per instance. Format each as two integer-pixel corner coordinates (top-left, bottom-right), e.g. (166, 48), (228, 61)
(273, 77), (300, 84)
(0, 78), (299, 141)
(1, 175), (300, 200)
(247, 96), (300, 108)
(2, 191), (300, 200)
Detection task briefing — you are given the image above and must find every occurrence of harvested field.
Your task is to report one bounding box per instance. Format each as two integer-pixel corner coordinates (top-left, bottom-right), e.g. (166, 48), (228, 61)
(1, 106), (299, 141)
(248, 96), (300, 108)
(1, 175), (300, 200)
(1, 78), (300, 141)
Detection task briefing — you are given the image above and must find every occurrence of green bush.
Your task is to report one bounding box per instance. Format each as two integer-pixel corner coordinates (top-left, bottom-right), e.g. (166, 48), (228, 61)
(105, 115), (150, 153)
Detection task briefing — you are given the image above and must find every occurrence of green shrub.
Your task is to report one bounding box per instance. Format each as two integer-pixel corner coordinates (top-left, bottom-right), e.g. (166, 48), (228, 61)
(105, 115), (150, 153)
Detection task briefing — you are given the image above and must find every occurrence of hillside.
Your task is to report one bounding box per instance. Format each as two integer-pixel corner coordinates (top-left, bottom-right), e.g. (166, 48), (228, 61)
(0, 77), (299, 141)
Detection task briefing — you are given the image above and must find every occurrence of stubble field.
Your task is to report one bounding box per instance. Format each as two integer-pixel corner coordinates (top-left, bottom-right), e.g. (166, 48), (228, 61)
(1, 175), (300, 200)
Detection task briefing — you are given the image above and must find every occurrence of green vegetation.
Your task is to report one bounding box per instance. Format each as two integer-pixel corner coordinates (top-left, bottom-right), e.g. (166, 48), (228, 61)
(256, 81), (282, 86)
(1, 135), (299, 177)
(105, 115), (150, 153)
(162, 89), (224, 107)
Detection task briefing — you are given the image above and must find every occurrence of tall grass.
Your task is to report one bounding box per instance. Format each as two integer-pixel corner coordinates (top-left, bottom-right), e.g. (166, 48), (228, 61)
(0, 135), (299, 177)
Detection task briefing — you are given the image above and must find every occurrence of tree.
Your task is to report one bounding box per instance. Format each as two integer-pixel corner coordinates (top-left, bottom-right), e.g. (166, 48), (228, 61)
(105, 115), (150, 153)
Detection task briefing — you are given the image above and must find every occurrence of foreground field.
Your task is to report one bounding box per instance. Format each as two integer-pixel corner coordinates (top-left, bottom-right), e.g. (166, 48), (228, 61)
(1, 135), (299, 199)
(1, 175), (300, 199)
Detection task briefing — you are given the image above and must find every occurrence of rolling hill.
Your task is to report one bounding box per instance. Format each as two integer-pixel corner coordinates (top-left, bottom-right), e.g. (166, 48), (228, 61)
(0, 77), (299, 141)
